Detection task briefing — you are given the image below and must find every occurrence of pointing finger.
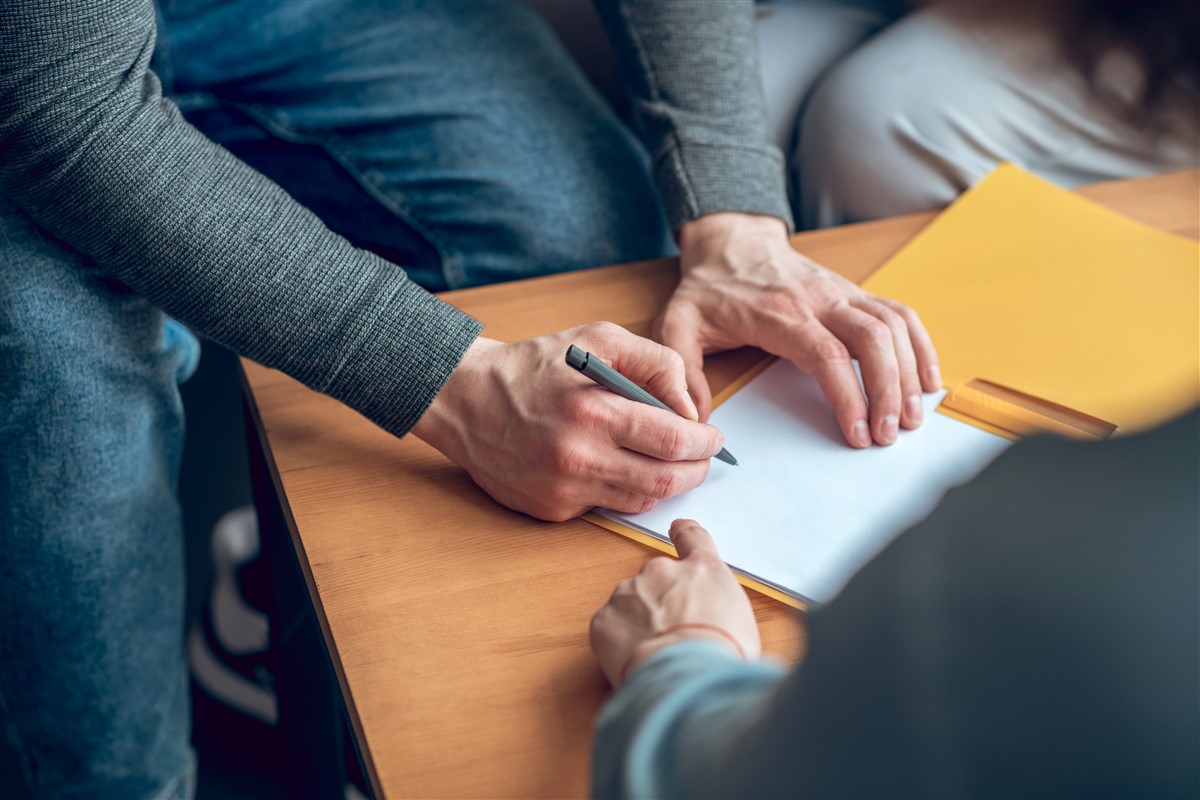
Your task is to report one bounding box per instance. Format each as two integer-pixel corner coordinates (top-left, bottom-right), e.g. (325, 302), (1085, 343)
(668, 518), (721, 560)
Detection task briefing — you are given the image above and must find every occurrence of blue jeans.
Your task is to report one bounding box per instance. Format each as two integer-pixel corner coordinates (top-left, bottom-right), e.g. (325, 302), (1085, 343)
(0, 1), (670, 796)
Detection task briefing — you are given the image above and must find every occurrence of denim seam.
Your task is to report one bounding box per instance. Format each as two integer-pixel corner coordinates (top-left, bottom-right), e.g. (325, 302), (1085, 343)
(236, 102), (468, 290)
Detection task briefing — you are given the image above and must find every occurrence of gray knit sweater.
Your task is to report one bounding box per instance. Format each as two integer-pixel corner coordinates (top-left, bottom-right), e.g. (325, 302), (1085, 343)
(0, 0), (790, 437)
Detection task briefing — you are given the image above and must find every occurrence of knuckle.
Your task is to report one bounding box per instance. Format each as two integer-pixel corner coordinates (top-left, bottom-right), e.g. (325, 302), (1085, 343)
(541, 479), (572, 505)
(875, 306), (906, 331)
(665, 348), (685, 373)
(859, 318), (893, 347)
(633, 496), (658, 514)
(813, 337), (852, 366)
(590, 320), (623, 341)
(660, 299), (689, 322)
(562, 396), (587, 424)
(650, 467), (684, 500)
(551, 442), (590, 479)
(657, 423), (688, 461)
(759, 291), (800, 318)
(895, 303), (923, 327)
(563, 389), (601, 424)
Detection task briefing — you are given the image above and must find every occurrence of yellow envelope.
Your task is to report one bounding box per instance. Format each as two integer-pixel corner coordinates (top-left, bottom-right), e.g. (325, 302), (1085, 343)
(863, 164), (1199, 434)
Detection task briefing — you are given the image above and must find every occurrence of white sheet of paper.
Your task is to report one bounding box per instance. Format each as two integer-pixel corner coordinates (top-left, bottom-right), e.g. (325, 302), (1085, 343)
(597, 360), (1012, 605)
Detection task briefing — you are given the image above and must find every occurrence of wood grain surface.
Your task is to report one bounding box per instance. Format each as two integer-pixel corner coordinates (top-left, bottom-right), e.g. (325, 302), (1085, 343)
(242, 170), (1198, 799)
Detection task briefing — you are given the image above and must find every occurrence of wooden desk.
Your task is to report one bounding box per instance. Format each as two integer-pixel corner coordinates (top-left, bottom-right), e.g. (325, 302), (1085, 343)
(242, 171), (1198, 799)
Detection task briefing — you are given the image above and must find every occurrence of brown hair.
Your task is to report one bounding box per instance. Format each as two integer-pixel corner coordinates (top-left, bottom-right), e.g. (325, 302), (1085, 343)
(1056, 0), (1200, 120)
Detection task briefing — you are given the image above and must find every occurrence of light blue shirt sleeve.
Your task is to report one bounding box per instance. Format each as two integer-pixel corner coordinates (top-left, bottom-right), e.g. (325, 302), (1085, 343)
(592, 640), (788, 799)
(590, 414), (1200, 799)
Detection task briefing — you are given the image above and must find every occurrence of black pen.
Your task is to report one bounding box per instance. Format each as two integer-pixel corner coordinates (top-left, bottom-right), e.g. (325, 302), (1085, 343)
(565, 344), (737, 466)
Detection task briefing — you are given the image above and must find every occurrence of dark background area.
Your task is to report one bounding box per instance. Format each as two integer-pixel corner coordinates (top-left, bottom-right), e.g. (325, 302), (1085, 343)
(178, 340), (282, 800)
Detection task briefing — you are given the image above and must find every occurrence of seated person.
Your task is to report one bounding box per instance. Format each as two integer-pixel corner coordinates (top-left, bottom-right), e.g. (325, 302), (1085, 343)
(592, 7), (1199, 792)
(754, 0), (1200, 227)
(589, 409), (1199, 798)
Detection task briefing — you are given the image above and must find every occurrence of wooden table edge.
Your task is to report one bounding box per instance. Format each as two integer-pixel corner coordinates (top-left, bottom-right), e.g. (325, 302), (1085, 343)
(238, 365), (383, 794)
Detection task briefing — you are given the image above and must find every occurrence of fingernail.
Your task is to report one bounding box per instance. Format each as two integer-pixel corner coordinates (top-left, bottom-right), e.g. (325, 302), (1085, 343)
(904, 394), (923, 426)
(881, 413), (899, 444)
(711, 432), (726, 457)
(851, 419), (871, 448)
(682, 392), (700, 422)
(925, 365), (943, 390)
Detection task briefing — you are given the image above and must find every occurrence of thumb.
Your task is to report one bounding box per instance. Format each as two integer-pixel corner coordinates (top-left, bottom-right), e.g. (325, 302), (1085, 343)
(654, 304), (713, 422)
(668, 519), (721, 560)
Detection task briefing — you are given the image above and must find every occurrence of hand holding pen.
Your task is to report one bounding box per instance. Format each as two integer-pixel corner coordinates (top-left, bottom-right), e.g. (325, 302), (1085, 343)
(412, 322), (728, 521)
(566, 345), (737, 466)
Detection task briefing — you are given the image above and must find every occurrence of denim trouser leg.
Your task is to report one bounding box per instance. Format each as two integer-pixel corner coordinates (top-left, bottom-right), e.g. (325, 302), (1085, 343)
(0, 197), (199, 799)
(156, 0), (673, 291)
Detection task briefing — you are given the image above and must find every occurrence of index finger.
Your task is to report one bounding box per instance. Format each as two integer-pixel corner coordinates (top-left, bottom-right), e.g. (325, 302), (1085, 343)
(608, 401), (726, 462)
(587, 324), (699, 422)
(668, 519), (721, 560)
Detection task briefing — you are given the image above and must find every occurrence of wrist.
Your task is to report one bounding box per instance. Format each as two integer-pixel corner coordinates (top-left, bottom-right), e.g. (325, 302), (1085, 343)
(677, 213), (792, 275)
(621, 623), (749, 684)
(411, 336), (503, 448)
(678, 212), (789, 251)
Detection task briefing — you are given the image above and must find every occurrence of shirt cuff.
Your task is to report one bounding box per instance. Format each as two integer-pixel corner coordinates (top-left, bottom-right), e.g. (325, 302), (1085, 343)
(319, 273), (483, 438)
(593, 640), (786, 799)
(655, 142), (795, 234)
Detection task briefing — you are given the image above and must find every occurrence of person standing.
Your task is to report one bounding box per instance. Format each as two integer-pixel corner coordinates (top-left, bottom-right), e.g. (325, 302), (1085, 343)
(0, 1), (935, 795)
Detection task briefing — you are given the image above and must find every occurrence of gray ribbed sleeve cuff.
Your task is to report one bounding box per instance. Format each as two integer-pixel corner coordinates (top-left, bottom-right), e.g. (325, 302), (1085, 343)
(596, 0), (796, 234)
(654, 141), (793, 233)
(319, 279), (483, 438)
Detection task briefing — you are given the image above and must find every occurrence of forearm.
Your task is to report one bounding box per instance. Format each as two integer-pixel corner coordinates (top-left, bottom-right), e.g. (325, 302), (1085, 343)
(0, 0), (480, 436)
(593, 640), (787, 799)
(594, 0), (792, 232)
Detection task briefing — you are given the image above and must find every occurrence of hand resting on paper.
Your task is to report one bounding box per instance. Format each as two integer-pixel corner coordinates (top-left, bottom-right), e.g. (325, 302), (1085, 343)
(590, 519), (762, 686)
(412, 323), (727, 522)
(659, 212), (942, 448)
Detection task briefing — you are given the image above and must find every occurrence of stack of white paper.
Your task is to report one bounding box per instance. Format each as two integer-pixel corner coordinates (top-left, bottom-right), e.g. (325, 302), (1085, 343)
(597, 359), (1011, 605)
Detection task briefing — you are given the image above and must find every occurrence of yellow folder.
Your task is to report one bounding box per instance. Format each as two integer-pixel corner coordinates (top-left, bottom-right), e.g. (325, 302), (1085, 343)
(864, 164), (1199, 436)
